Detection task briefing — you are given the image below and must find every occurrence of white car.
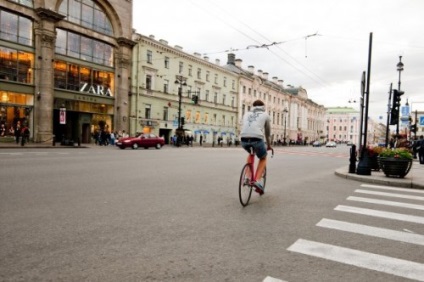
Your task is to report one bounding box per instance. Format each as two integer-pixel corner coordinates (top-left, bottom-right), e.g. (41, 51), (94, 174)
(325, 141), (337, 148)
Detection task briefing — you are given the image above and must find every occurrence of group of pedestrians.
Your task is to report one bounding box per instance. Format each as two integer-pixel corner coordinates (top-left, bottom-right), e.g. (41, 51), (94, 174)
(93, 130), (128, 146)
(0, 121), (29, 146)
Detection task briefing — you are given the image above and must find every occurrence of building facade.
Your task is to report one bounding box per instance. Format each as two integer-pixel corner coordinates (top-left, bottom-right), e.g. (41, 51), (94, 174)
(0, 0), (134, 143)
(131, 33), (239, 145)
(225, 54), (326, 145)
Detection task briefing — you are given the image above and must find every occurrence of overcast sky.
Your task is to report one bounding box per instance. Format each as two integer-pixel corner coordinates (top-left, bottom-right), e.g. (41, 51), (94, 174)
(133, 0), (424, 121)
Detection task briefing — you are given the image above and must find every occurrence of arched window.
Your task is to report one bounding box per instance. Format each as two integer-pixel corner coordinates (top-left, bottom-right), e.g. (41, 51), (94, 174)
(59, 0), (113, 36)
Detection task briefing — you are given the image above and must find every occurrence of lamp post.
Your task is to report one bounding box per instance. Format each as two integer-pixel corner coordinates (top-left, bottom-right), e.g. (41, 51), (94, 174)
(175, 76), (186, 146)
(283, 107), (288, 145)
(396, 56), (404, 136)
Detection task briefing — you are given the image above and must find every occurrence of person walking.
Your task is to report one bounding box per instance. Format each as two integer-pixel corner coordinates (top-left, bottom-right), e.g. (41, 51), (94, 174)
(418, 135), (424, 165)
(199, 135), (203, 146)
(14, 121), (21, 144)
(240, 99), (272, 195)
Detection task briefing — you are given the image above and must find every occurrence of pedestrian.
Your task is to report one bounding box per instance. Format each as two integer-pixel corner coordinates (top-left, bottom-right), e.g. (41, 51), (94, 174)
(417, 135), (424, 165)
(20, 124), (29, 146)
(199, 135), (203, 146)
(110, 131), (115, 145)
(0, 123), (6, 137)
(14, 121), (21, 144)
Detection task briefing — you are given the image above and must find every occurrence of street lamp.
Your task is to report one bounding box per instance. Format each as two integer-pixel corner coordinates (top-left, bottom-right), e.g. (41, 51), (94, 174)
(283, 107), (288, 145)
(396, 56), (404, 136)
(175, 76), (187, 146)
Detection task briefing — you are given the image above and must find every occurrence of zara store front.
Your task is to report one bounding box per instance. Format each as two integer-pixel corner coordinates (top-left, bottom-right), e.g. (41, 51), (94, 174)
(0, 0), (134, 143)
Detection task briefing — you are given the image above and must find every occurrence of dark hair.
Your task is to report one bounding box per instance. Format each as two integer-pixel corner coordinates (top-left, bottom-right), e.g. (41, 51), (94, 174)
(253, 99), (264, 107)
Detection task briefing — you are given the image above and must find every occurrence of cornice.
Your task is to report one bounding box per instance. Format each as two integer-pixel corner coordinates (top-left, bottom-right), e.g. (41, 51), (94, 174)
(35, 8), (65, 22)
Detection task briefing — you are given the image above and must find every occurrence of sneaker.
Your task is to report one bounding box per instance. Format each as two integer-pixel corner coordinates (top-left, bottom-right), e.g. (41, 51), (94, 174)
(253, 181), (264, 195)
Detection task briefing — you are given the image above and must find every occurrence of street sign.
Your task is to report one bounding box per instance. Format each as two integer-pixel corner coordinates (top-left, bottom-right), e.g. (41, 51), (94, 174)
(401, 105), (409, 117)
(420, 116), (424, 126)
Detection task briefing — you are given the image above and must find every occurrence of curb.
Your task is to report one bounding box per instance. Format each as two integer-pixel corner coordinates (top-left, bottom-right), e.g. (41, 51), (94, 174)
(334, 167), (424, 190)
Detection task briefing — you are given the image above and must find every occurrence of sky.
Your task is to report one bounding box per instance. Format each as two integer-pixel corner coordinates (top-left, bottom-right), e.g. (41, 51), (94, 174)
(132, 0), (424, 122)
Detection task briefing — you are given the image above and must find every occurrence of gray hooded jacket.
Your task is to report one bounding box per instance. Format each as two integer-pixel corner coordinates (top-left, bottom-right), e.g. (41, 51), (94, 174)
(240, 106), (271, 144)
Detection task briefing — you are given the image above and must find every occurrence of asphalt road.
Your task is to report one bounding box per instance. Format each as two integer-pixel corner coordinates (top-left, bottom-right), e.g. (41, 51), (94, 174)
(0, 145), (423, 282)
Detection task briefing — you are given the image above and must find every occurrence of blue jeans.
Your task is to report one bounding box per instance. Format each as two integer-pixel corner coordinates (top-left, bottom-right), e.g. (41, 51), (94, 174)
(241, 138), (267, 159)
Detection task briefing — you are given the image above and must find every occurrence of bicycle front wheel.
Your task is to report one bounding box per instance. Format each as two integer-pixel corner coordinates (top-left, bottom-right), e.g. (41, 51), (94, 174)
(239, 163), (253, 206)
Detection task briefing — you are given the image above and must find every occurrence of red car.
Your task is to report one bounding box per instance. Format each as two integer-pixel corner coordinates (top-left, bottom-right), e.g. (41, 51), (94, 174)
(116, 133), (165, 149)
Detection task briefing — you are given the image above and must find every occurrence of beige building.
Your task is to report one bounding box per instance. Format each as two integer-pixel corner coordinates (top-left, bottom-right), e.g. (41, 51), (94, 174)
(0, 0), (134, 144)
(131, 33), (238, 145)
(225, 54), (326, 145)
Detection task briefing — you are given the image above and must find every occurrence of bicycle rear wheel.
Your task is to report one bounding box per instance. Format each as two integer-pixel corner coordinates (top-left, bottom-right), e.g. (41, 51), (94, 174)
(239, 163), (253, 206)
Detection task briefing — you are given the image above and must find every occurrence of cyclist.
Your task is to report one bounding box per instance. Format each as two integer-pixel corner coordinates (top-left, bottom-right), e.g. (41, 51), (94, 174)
(240, 99), (272, 195)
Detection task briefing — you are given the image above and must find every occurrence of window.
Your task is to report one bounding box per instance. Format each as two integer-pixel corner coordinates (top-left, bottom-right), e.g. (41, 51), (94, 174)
(163, 79), (169, 93)
(231, 96), (235, 107)
(145, 104), (151, 119)
(206, 71), (210, 81)
(232, 80), (235, 89)
(254, 90), (256, 97)
(55, 29), (113, 67)
(222, 94), (226, 105)
(163, 107), (168, 121)
(223, 77), (227, 87)
(164, 57), (169, 68)
(9, 0), (33, 7)
(242, 86), (246, 94)
(214, 92), (218, 104)
(147, 50), (152, 63)
(197, 68), (201, 79)
(179, 62), (183, 74)
(205, 90), (209, 102)
(187, 86), (192, 98)
(214, 74), (218, 84)
(146, 75), (152, 90)
(188, 66), (192, 76)
(0, 47), (34, 83)
(248, 88), (251, 95)
(59, 0), (113, 35)
(0, 10), (33, 46)
(204, 113), (208, 123)
(195, 111), (200, 123)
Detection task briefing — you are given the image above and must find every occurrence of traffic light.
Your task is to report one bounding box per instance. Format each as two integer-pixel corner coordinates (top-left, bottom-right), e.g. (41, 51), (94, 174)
(389, 89), (404, 125)
(180, 117), (185, 126)
(392, 89), (404, 109)
(191, 95), (198, 104)
(389, 108), (399, 125)
(410, 124), (417, 134)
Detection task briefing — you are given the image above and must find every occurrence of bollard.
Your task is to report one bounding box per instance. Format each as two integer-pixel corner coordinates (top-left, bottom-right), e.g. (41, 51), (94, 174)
(52, 135), (55, 146)
(349, 144), (357, 173)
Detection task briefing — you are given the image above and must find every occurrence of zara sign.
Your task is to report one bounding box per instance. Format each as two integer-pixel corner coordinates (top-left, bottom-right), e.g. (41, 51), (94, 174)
(80, 83), (113, 97)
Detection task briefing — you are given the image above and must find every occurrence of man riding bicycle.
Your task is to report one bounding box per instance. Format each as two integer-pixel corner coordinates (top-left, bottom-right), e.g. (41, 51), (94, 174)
(240, 99), (272, 195)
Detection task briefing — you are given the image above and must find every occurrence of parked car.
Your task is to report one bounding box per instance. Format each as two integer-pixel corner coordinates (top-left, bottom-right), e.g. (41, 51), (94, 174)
(325, 141), (337, 148)
(346, 141), (353, 146)
(312, 141), (321, 147)
(116, 133), (164, 149)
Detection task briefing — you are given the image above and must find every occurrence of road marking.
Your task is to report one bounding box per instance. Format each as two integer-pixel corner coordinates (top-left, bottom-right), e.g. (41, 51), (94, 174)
(263, 276), (287, 282)
(335, 205), (424, 224)
(361, 184), (424, 194)
(348, 196), (424, 211)
(317, 218), (424, 246)
(287, 239), (424, 281)
(355, 189), (424, 201)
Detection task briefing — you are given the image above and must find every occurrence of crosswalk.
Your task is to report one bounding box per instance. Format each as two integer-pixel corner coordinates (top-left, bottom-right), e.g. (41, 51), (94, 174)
(287, 183), (424, 281)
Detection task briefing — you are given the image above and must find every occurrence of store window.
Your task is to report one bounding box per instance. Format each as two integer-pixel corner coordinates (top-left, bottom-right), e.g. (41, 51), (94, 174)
(59, 0), (113, 36)
(0, 10), (33, 46)
(55, 29), (113, 67)
(0, 47), (33, 83)
(54, 60), (114, 96)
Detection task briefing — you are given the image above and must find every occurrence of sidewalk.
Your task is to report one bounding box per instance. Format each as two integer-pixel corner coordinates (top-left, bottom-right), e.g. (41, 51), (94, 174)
(335, 159), (424, 189)
(0, 141), (91, 149)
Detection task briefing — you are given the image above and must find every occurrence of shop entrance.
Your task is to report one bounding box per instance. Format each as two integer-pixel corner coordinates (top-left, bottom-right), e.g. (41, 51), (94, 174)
(159, 128), (172, 144)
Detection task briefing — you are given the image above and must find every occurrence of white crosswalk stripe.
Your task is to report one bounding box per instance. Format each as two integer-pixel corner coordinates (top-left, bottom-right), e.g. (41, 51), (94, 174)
(288, 239), (424, 281)
(355, 189), (424, 201)
(348, 196), (424, 210)
(288, 183), (424, 280)
(317, 218), (424, 246)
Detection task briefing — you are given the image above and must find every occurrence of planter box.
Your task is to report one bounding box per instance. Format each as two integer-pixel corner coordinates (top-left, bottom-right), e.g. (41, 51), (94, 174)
(378, 157), (413, 178)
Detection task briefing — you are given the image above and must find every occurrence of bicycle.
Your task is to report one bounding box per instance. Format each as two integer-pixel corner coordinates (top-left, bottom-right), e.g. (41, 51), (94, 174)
(239, 147), (274, 206)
